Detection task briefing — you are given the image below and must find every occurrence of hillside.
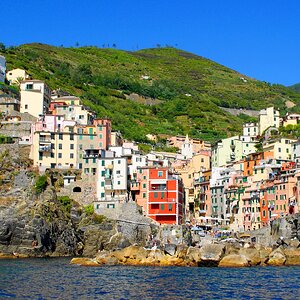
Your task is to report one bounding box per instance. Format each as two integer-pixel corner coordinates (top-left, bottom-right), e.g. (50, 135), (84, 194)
(2, 43), (300, 142)
(288, 83), (300, 93)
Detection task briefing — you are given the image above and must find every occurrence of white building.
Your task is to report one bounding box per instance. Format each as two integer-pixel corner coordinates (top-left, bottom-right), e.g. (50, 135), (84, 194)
(20, 80), (51, 118)
(0, 55), (6, 83)
(181, 134), (193, 160)
(241, 122), (258, 142)
(96, 154), (128, 205)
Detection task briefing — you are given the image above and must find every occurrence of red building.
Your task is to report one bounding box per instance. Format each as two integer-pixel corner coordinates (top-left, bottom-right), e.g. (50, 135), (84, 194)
(136, 167), (184, 225)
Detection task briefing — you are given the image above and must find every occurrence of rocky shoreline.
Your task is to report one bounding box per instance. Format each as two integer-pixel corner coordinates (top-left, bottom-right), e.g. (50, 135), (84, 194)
(70, 238), (300, 268)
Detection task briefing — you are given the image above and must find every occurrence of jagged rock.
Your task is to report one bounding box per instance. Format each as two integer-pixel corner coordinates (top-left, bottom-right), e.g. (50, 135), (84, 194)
(176, 244), (188, 259)
(200, 244), (225, 261)
(239, 248), (261, 266)
(186, 246), (201, 263)
(219, 254), (250, 267)
(164, 243), (177, 256)
(288, 239), (300, 248)
(283, 248), (300, 265)
(70, 257), (99, 266)
(267, 248), (286, 266)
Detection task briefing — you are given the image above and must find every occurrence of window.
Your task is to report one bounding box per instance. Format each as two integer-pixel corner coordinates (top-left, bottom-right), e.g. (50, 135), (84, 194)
(160, 204), (165, 210)
(79, 163), (82, 169)
(118, 160), (121, 164)
(154, 192), (158, 198)
(58, 153), (62, 158)
(99, 142), (103, 148)
(59, 134), (63, 140)
(101, 160), (105, 166)
(58, 144), (62, 149)
(161, 192), (165, 198)
(99, 134), (103, 138)
(117, 181), (120, 185)
(51, 153), (54, 158)
(143, 193), (146, 199)
(26, 84), (33, 90)
(51, 133), (55, 140)
(39, 152), (43, 160)
(70, 144), (74, 150)
(278, 147), (281, 152)
(143, 183), (146, 188)
(84, 168), (89, 174)
(70, 134), (74, 140)
(70, 153), (74, 159)
(168, 204), (172, 211)
(25, 104), (28, 109)
(101, 171), (105, 176)
(101, 182), (104, 187)
(116, 170), (121, 174)
(101, 192), (105, 198)
(93, 158), (96, 164)
(158, 171), (163, 177)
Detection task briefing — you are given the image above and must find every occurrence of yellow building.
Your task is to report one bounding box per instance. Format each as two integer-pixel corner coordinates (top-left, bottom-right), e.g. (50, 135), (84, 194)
(263, 138), (296, 161)
(259, 107), (280, 135)
(6, 68), (30, 85)
(20, 80), (51, 118)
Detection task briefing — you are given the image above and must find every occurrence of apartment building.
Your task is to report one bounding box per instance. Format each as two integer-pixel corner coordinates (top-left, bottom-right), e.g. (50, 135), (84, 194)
(20, 80), (51, 118)
(96, 153), (128, 206)
(263, 138), (296, 161)
(31, 115), (111, 171)
(259, 107), (280, 135)
(135, 167), (184, 225)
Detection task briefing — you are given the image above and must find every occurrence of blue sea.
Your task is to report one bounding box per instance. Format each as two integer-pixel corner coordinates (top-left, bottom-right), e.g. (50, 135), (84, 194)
(0, 258), (299, 299)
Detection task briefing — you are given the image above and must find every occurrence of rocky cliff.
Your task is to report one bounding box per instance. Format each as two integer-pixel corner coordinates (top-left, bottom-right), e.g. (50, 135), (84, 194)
(0, 144), (154, 258)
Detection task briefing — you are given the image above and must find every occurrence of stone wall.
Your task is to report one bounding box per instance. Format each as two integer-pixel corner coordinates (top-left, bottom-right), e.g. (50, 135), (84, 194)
(0, 122), (32, 138)
(57, 180), (97, 206)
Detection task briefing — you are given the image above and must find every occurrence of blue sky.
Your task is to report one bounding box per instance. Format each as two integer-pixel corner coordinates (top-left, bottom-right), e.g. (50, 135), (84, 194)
(2, 0), (300, 85)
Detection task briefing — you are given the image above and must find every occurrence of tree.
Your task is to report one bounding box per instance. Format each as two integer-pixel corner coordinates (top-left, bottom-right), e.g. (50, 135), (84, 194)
(0, 43), (5, 52)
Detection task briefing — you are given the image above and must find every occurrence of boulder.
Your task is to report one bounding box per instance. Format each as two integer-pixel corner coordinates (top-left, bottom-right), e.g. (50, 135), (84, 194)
(176, 244), (188, 259)
(267, 248), (286, 266)
(219, 254), (250, 267)
(283, 248), (300, 265)
(239, 248), (261, 266)
(288, 239), (300, 249)
(70, 257), (99, 266)
(164, 243), (177, 256)
(200, 244), (225, 264)
(186, 247), (201, 263)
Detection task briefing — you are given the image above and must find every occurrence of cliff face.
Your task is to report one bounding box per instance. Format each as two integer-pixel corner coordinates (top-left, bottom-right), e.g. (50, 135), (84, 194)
(0, 144), (153, 258)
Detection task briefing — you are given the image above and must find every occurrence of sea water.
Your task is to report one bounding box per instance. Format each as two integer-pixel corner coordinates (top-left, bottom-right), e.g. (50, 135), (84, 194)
(0, 258), (299, 299)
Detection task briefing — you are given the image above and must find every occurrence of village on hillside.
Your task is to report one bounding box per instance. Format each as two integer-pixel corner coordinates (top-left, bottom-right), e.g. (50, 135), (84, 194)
(1, 54), (300, 233)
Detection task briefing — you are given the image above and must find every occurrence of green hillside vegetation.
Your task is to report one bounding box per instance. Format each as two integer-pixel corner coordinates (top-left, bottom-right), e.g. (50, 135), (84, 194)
(2, 43), (300, 142)
(288, 83), (300, 93)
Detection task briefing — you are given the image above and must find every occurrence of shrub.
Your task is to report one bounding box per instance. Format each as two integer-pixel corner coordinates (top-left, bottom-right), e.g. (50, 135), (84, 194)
(84, 204), (94, 216)
(58, 196), (72, 213)
(35, 175), (48, 194)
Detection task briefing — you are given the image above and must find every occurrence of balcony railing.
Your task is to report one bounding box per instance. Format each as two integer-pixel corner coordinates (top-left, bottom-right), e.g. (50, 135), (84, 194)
(148, 198), (176, 203)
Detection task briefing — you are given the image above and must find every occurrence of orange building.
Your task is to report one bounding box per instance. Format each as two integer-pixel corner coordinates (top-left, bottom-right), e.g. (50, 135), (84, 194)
(243, 151), (273, 176)
(136, 167), (184, 225)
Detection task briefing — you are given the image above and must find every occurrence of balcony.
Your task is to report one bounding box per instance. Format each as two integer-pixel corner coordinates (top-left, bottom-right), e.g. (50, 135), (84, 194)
(39, 137), (51, 143)
(148, 198), (176, 203)
(148, 209), (176, 215)
(150, 184), (167, 191)
(39, 145), (51, 152)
